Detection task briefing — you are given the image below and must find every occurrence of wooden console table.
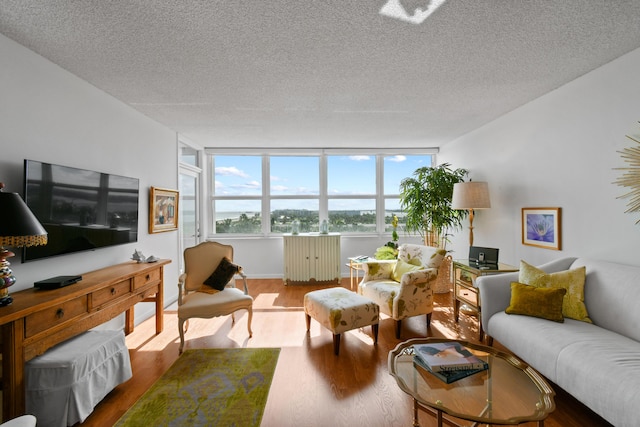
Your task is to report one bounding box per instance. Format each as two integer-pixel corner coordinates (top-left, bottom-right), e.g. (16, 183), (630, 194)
(0, 259), (171, 421)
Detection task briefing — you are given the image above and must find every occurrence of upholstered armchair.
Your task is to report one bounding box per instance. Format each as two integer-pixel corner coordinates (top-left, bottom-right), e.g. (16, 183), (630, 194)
(177, 241), (253, 353)
(358, 243), (446, 338)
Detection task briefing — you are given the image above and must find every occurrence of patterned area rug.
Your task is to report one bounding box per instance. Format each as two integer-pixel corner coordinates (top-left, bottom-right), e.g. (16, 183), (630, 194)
(115, 348), (280, 427)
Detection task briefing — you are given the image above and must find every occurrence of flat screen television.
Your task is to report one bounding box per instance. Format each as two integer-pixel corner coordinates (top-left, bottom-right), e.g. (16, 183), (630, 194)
(23, 159), (140, 262)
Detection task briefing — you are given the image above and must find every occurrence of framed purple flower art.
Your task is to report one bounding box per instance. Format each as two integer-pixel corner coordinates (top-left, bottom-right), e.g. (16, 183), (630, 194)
(522, 207), (561, 250)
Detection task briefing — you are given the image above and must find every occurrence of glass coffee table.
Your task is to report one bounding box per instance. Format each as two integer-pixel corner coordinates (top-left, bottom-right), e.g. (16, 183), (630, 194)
(388, 338), (555, 427)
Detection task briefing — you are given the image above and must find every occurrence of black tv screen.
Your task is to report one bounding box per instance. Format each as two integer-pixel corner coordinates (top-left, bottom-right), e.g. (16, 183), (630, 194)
(23, 159), (139, 262)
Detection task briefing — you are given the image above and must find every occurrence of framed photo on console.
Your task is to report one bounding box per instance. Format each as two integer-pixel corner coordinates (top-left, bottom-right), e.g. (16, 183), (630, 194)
(522, 207), (561, 250)
(149, 187), (179, 233)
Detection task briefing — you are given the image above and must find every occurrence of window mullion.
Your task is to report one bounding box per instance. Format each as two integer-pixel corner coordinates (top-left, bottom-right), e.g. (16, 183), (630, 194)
(319, 154), (328, 221)
(262, 155), (270, 235)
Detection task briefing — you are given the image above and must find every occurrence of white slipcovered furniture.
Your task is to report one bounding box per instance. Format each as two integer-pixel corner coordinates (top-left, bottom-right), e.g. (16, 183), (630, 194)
(478, 257), (640, 427)
(358, 243), (445, 338)
(25, 330), (132, 427)
(304, 287), (379, 355)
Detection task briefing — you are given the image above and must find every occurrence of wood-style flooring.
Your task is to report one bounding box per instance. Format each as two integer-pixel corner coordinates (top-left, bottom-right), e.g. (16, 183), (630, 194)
(77, 279), (612, 427)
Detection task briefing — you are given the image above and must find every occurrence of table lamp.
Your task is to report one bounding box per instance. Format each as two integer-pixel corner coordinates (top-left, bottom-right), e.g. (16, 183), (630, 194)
(451, 181), (491, 246)
(0, 183), (48, 306)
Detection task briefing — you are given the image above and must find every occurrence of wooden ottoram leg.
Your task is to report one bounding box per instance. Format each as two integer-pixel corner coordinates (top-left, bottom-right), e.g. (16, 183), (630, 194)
(305, 313), (311, 332)
(372, 323), (379, 344)
(333, 333), (341, 355)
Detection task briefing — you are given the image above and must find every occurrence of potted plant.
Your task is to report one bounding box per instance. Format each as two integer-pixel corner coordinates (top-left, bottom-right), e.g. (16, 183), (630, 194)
(399, 163), (468, 249)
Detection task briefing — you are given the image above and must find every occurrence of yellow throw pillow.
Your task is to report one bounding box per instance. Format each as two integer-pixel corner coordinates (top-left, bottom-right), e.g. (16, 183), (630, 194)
(392, 259), (422, 282)
(506, 282), (566, 322)
(519, 260), (591, 323)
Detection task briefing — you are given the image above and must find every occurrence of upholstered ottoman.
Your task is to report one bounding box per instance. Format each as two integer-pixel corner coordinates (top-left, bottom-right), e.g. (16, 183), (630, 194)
(304, 287), (379, 355)
(25, 330), (132, 427)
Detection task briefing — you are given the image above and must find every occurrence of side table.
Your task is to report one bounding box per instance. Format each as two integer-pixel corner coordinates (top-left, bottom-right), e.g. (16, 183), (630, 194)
(453, 260), (518, 340)
(346, 256), (374, 290)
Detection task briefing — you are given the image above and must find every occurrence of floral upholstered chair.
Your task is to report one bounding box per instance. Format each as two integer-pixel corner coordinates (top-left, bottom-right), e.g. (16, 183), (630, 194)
(358, 243), (446, 338)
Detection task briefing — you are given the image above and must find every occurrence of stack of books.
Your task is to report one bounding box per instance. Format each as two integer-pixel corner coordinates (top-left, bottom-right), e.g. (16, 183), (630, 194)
(413, 341), (488, 384)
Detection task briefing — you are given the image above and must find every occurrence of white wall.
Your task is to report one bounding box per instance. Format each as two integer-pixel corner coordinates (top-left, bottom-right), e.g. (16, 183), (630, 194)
(439, 47), (640, 268)
(0, 34), (181, 325)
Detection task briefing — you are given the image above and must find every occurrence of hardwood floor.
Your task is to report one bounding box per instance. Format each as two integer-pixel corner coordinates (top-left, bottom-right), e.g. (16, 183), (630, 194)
(78, 279), (612, 427)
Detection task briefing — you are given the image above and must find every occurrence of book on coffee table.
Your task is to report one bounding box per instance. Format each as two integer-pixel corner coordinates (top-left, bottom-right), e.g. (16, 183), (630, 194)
(413, 356), (487, 384)
(413, 341), (488, 372)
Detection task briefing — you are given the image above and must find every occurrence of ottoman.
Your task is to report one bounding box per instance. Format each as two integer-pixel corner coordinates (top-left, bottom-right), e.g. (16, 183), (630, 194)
(25, 330), (132, 427)
(304, 287), (379, 355)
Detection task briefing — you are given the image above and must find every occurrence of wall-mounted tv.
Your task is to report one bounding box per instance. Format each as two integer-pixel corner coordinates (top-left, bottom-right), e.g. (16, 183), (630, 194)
(23, 159), (140, 262)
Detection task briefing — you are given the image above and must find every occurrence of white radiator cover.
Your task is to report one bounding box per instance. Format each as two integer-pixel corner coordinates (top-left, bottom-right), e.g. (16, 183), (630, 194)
(283, 233), (341, 284)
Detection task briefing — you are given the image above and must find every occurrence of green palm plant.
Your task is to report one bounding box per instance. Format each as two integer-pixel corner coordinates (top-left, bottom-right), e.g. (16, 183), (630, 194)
(399, 163), (468, 249)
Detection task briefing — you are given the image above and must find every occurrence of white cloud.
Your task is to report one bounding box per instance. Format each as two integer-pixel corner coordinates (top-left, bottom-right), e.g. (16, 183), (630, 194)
(349, 155), (370, 161)
(387, 155), (406, 162)
(272, 185), (288, 191)
(215, 166), (249, 178)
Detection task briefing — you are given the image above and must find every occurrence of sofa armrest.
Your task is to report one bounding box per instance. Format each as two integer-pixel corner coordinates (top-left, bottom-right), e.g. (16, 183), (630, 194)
(477, 271), (519, 333)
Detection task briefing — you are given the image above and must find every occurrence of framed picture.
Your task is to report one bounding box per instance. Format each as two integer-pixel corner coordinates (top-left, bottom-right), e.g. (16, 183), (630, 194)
(522, 207), (561, 250)
(149, 187), (179, 233)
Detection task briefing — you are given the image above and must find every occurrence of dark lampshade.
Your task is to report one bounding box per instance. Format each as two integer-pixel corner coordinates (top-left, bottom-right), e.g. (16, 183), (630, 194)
(0, 183), (48, 306)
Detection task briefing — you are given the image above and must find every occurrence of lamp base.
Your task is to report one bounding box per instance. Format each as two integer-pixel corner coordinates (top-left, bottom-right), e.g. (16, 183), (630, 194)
(0, 294), (13, 306)
(0, 248), (17, 306)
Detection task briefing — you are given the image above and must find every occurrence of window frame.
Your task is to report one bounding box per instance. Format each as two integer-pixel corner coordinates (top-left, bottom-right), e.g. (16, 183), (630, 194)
(206, 148), (436, 237)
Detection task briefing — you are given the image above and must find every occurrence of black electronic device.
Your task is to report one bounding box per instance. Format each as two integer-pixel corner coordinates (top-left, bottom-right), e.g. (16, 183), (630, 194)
(23, 159), (140, 262)
(34, 275), (83, 290)
(469, 246), (499, 266)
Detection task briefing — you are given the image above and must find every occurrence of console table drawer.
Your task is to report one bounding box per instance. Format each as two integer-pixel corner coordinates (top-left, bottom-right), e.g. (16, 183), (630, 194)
(25, 297), (89, 337)
(133, 268), (160, 289)
(137, 284), (160, 300)
(91, 279), (132, 308)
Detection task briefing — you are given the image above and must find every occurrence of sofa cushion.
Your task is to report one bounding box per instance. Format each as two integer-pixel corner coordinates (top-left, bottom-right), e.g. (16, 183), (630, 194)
(519, 260), (591, 323)
(201, 257), (241, 292)
(392, 259), (422, 282)
(554, 332), (640, 427)
(505, 282), (566, 322)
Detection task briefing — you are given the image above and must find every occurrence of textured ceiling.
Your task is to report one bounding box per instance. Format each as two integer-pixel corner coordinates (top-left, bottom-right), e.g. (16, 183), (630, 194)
(1, 1), (640, 149)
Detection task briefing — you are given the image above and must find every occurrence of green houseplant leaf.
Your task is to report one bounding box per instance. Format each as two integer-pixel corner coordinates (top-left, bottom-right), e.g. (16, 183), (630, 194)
(399, 163), (468, 249)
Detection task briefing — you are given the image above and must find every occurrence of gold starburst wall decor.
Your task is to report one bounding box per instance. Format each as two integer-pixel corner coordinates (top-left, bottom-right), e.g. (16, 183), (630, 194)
(614, 122), (640, 224)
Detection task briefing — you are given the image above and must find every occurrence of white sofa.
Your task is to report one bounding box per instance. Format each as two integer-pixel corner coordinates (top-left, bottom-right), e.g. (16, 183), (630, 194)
(478, 257), (640, 427)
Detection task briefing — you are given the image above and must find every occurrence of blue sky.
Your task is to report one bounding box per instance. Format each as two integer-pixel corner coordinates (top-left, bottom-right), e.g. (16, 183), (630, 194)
(214, 154), (432, 211)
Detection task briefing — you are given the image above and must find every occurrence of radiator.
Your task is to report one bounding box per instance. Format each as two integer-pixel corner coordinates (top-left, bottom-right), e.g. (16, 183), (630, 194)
(283, 233), (341, 284)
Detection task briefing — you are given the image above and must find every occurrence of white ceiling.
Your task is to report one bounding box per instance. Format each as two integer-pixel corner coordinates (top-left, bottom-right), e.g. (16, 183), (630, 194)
(1, 1), (640, 149)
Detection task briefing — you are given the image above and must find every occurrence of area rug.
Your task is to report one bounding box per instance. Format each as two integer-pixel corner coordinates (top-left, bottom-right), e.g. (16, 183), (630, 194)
(115, 348), (280, 427)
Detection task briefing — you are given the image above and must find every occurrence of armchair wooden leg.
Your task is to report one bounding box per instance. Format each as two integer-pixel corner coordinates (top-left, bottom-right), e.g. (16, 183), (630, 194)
(426, 313), (432, 328)
(178, 318), (186, 354)
(333, 333), (341, 355)
(395, 320), (402, 339)
(305, 313), (311, 332)
(247, 307), (253, 338)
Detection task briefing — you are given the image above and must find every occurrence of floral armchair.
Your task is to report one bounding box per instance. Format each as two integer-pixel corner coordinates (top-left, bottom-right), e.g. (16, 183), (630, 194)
(358, 244), (446, 338)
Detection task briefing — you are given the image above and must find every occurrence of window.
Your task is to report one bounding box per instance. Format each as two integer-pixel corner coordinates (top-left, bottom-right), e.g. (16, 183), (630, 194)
(270, 156), (319, 233)
(212, 155), (262, 234)
(327, 155), (376, 232)
(208, 151), (433, 236)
